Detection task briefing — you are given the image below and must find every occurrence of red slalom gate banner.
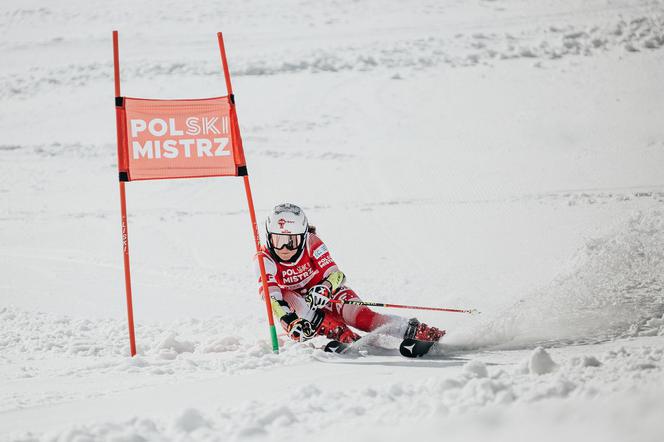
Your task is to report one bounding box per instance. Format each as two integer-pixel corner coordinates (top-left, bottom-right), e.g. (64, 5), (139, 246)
(116, 97), (246, 181)
(112, 31), (279, 356)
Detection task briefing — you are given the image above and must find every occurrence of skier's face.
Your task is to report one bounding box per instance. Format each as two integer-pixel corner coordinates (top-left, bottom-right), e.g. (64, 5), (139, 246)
(269, 233), (302, 261)
(275, 247), (297, 261)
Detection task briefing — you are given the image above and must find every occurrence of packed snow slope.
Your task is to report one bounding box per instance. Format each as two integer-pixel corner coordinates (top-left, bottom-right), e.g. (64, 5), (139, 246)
(1, 0), (664, 440)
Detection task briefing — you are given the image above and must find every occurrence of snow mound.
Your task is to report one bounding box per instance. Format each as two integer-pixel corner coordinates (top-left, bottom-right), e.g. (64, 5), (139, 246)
(570, 355), (602, 368)
(172, 408), (211, 433)
(0, 306), (316, 382)
(453, 210), (664, 349)
(463, 360), (489, 378)
(627, 314), (664, 337)
(153, 332), (195, 360)
(201, 335), (242, 353)
(13, 341), (662, 441)
(527, 347), (557, 375)
(35, 418), (164, 442)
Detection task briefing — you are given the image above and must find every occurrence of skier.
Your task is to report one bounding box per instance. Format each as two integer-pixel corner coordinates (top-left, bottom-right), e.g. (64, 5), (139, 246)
(254, 202), (445, 357)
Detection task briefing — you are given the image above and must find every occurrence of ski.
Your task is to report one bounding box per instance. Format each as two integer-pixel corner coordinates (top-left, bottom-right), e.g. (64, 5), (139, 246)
(323, 340), (351, 354)
(322, 338), (440, 358)
(399, 338), (436, 358)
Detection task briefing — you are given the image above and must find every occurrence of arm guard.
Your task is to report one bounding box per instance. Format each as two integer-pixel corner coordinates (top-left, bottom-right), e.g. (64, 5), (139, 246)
(270, 298), (292, 320)
(325, 271), (345, 293)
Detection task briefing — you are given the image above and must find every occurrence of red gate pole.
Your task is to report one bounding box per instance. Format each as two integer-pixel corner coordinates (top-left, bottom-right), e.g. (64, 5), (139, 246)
(243, 176), (279, 354)
(113, 30), (137, 357)
(217, 32), (280, 353)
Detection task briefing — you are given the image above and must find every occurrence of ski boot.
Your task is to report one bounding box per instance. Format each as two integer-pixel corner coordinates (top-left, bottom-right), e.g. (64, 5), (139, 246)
(399, 318), (445, 358)
(316, 312), (360, 344)
(318, 312), (360, 355)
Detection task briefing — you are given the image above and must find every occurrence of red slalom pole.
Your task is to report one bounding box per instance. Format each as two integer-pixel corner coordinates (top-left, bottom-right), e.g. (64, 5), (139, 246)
(113, 30), (137, 357)
(217, 32), (233, 100)
(328, 299), (480, 315)
(242, 176), (279, 354)
(217, 31), (279, 354)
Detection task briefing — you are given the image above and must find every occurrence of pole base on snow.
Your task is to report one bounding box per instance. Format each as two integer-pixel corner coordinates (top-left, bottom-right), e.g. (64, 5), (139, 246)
(269, 325), (279, 354)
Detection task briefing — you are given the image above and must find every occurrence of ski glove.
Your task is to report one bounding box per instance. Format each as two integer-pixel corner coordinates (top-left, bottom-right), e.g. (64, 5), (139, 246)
(281, 312), (316, 342)
(305, 284), (331, 310)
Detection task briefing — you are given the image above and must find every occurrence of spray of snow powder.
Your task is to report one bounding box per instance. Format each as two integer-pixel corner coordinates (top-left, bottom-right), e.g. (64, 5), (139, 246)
(446, 210), (664, 350)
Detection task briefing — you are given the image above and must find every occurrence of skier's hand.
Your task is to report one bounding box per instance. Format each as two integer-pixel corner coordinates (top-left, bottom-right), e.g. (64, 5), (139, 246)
(281, 313), (316, 342)
(305, 284), (331, 310)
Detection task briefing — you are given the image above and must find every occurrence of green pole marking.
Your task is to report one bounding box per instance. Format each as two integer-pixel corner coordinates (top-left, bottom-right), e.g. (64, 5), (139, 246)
(269, 324), (279, 354)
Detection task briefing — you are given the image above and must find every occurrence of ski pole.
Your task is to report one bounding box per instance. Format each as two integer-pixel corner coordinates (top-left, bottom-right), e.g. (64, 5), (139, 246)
(327, 299), (480, 315)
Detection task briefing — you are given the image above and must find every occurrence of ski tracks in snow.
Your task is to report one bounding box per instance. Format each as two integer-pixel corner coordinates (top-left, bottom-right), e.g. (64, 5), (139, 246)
(3, 333), (664, 441)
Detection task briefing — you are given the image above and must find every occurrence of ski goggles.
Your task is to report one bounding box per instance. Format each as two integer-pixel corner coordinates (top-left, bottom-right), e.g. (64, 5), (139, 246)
(269, 233), (303, 251)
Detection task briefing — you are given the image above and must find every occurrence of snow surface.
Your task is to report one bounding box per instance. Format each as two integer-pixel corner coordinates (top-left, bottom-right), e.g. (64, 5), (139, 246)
(2, 0), (664, 440)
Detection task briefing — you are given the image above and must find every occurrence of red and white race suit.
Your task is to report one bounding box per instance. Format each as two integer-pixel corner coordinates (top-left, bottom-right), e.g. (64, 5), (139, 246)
(254, 233), (406, 342)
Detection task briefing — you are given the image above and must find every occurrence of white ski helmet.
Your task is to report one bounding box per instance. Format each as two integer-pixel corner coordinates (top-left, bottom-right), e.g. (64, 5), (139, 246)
(265, 203), (309, 262)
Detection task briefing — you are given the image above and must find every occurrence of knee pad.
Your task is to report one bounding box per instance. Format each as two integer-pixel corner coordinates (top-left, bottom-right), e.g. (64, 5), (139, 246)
(330, 287), (359, 315)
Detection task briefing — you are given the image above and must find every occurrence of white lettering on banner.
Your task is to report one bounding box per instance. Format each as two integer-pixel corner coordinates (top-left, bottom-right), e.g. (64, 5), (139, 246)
(130, 119), (147, 138)
(129, 116), (231, 160)
(205, 117), (221, 135)
(130, 117), (229, 137)
(181, 139), (194, 158)
(169, 118), (183, 136)
(132, 138), (230, 160)
(132, 140), (153, 159)
(186, 118), (201, 135)
(197, 139), (212, 157)
(163, 140), (178, 159)
(148, 119), (168, 136)
(214, 138), (230, 156)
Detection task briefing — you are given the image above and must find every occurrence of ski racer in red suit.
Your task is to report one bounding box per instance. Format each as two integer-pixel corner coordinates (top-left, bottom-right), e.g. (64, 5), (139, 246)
(254, 203), (445, 356)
